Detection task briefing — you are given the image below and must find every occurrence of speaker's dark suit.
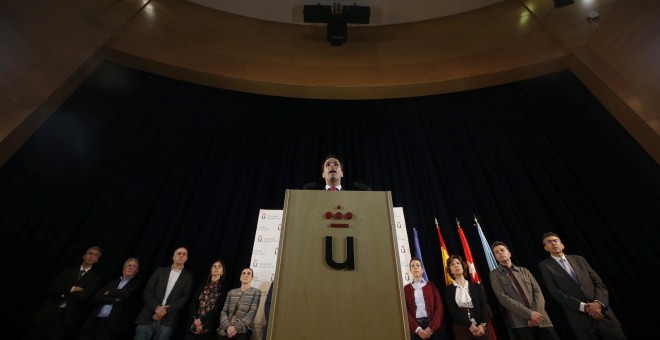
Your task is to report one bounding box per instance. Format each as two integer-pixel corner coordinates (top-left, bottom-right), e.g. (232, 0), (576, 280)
(26, 266), (101, 340)
(539, 255), (626, 340)
(135, 266), (193, 328)
(80, 276), (142, 340)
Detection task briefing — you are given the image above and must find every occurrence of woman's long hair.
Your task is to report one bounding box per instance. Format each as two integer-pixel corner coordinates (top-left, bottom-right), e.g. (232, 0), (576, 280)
(206, 259), (225, 285)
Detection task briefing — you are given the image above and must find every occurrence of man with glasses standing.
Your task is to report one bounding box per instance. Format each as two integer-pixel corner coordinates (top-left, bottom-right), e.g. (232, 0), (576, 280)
(538, 232), (626, 340)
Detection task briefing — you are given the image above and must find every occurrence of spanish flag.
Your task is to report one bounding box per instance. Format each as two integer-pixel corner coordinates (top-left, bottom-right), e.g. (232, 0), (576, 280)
(434, 218), (454, 285)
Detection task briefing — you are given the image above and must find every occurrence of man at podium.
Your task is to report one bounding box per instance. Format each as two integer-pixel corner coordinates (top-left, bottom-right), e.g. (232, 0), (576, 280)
(322, 154), (344, 191)
(315, 154), (371, 191)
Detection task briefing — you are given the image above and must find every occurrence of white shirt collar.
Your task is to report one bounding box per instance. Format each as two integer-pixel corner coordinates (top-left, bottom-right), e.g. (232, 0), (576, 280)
(412, 277), (427, 288)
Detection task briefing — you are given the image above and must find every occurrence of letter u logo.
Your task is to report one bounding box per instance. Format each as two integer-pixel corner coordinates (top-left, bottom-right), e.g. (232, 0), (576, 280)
(325, 236), (355, 270)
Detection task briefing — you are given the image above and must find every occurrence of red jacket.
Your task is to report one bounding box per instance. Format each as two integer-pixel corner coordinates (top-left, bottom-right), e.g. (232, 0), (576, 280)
(404, 281), (444, 336)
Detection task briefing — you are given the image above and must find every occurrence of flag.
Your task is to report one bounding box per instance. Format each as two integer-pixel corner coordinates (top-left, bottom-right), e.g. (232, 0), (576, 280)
(457, 218), (499, 340)
(475, 215), (498, 271)
(434, 218), (454, 285)
(456, 218), (481, 283)
(412, 227), (429, 281)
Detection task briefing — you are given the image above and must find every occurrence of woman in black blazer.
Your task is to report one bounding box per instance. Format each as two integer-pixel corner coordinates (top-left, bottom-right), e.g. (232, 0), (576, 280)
(444, 255), (495, 340)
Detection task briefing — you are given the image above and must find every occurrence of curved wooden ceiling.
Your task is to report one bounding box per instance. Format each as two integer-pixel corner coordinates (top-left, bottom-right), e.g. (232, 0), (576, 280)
(185, 0), (504, 25)
(3, 0), (658, 164)
(104, 0), (571, 99)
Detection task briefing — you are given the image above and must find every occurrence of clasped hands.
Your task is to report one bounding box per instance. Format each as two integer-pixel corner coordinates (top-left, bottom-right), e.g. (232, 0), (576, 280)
(226, 325), (239, 338)
(527, 311), (545, 327)
(416, 327), (434, 339)
(152, 305), (169, 320)
(192, 318), (203, 334)
(469, 323), (486, 337)
(585, 302), (605, 320)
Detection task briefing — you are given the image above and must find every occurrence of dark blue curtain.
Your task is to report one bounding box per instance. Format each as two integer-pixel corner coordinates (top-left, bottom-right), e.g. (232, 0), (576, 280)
(1, 61), (658, 339)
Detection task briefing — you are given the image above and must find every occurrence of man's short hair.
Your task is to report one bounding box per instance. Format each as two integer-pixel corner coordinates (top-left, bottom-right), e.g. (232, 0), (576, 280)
(173, 246), (189, 255)
(541, 232), (560, 244)
(88, 246), (103, 256)
(321, 154), (342, 171)
(490, 241), (509, 252)
(124, 257), (140, 268)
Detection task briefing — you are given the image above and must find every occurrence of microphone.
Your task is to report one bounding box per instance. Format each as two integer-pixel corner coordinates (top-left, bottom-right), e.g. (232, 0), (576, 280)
(302, 182), (318, 190)
(353, 182), (372, 191)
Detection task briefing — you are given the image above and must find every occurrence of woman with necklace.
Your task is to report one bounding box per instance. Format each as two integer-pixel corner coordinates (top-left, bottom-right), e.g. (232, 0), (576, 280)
(186, 260), (227, 339)
(445, 255), (495, 339)
(217, 268), (261, 340)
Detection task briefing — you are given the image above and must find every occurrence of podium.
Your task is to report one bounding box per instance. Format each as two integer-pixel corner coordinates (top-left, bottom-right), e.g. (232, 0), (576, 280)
(266, 189), (410, 339)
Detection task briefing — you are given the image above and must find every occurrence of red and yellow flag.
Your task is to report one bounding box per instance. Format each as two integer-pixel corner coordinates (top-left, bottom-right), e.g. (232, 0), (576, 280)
(434, 218), (454, 285)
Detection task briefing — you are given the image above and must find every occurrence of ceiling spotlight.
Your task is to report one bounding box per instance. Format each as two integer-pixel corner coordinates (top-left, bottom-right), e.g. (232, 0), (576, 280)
(303, 3), (371, 46)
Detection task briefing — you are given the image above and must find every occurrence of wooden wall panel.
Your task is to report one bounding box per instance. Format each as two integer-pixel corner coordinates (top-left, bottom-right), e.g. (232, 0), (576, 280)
(1, 0), (658, 164)
(0, 0), (148, 165)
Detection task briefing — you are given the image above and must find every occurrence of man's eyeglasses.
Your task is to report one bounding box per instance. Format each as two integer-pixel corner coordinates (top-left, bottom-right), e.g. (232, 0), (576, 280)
(544, 239), (561, 245)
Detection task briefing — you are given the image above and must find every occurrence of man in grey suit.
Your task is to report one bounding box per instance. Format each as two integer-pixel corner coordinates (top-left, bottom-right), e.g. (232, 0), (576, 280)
(490, 241), (559, 340)
(538, 232), (626, 340)
(134, 246), (193, 340)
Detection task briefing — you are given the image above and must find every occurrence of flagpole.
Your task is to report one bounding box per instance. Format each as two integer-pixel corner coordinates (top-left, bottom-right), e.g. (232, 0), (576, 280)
(474, 215), (498, 271)
(435, 217), (454, 285)
(412, 227), (429, 282)
(457, 216), (499, 339)
(456, 217), (482, 283)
